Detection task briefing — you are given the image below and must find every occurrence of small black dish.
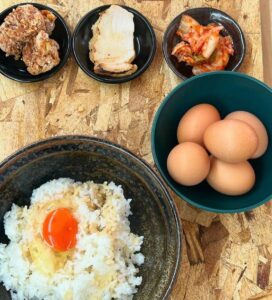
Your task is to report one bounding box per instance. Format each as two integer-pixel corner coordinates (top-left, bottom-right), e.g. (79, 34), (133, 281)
(163, 7), (246, 80)
(72, 5), (156, 84)
(0, 2), (71, 83)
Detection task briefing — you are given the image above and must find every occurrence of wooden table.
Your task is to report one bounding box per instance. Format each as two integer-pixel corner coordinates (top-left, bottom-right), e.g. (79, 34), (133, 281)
(0, 1), (270, 299)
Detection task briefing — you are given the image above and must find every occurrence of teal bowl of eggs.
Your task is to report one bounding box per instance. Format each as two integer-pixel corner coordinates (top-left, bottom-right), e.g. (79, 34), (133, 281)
(151, 71), (272, 213)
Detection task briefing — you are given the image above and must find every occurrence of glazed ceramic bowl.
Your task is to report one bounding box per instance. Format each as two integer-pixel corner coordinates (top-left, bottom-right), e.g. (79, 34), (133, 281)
(0, 136), (181, 300)
(0, 2), (71, 83)
(151, 72), (272, 213)
(163, 7), (246, 80)
(72, 5), (156, 84)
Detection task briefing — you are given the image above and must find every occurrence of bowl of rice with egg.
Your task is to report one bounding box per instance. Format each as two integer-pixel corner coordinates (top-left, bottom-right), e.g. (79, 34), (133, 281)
(0, 136), (181, 300)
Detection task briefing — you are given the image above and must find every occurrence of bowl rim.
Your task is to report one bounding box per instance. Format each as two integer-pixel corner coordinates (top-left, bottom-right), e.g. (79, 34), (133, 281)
(0, 2), (72, 83)
(162, 7), (246, 80)
(151, 71), (272, 213)
(72, 4), (157, 84)
(0, 135), (182, 299)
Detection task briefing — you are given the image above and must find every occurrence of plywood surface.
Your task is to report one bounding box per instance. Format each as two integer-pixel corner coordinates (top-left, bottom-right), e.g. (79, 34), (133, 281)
(0, 1), (270, 299)
(261, 0), (272, 86)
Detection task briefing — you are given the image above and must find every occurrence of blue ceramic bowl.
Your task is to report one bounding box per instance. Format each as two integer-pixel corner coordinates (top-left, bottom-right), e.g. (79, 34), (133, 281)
(151, 72), (272, 213)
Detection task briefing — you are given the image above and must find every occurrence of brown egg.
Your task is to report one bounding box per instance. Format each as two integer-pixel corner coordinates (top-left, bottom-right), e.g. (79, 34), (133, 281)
(167, 142), (210, 186)
(204, 119), (258, 163)
(177, 104), (221, 145)
(207, 157), (255, 196)
(225, 111), (268, 158)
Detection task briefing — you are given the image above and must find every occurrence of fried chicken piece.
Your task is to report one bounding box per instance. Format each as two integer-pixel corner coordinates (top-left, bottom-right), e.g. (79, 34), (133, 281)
(0, 4), (45, 58)
(41, 10), (57, 35)
(22, 30), (60, 75)
(2, 5), (46, 43)
(0, 28), (23, 59)
(0, 5), (57, 59)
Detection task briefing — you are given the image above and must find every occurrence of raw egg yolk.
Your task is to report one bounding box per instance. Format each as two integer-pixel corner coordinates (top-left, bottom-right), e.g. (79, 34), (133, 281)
(42, 208), (78, 252)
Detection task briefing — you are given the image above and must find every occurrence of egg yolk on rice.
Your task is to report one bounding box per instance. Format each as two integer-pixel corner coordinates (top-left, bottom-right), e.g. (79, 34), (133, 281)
(43, 208), (78, 252)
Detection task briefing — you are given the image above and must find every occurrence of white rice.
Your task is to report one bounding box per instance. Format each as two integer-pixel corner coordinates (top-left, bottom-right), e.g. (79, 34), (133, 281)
(0, 178), (144, 300)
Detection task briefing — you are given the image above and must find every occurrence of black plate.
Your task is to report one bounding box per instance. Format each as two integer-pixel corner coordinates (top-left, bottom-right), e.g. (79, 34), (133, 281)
(0, 2), (71, 83)
(163, 7), (246, 80)
(72, 5), (156, 84)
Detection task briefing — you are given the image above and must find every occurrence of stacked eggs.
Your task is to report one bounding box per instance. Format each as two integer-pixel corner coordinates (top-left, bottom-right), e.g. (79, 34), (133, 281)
(167, 104), (268, 196)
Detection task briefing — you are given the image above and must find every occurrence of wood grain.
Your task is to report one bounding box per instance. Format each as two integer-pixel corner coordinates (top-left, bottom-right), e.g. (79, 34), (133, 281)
(260, 0), (272, 86)
(0, 1), (270, 299)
